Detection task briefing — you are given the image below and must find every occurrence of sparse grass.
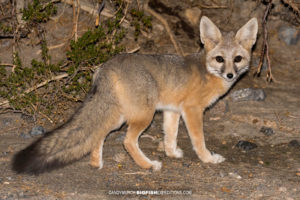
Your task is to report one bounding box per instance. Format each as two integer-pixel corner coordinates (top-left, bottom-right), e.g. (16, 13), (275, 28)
(130, 8), (152, 40)
(0, 22), (13, 34)
(22, 0), (57, 24)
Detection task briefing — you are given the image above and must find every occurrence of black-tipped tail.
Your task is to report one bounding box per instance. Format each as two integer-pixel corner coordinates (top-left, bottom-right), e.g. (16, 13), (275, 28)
(12, 138), (63, 174)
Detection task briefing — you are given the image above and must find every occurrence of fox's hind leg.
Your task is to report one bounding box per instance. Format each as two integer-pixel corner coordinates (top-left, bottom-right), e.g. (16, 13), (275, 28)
(90, 139), (104, 169)
(90, 114), (125, 169)
(163, 111), (183, 158)
(124, 113), (162, 171)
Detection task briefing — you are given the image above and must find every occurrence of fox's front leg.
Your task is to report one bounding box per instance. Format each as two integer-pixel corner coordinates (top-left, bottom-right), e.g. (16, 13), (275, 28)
(163, 111), (183, 158)
(182, 106), (225, 163)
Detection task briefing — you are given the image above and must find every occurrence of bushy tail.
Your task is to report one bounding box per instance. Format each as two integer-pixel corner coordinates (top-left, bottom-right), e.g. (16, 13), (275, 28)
(12, 84), (119, 174)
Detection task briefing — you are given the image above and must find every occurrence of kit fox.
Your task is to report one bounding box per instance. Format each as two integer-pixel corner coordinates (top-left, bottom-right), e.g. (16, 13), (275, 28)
(12, 16), (258, 174)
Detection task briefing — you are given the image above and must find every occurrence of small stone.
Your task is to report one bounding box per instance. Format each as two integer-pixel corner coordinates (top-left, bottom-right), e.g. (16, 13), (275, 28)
(231, 88), (266, 102)
(278, 25), (300, 45)
(2, 118), (12, 126)
(113, 153), (126, 163)
(288, 140), (300, 148)
(229, 172), (242, 179)
(20, 132), (31, 139)
(152, 23), (164, 36)
(278, 186), (287, 192)
(182, 162), (191, 168)
(18, 192), (24, 198)
(29, 126), (45, 136)
(286, 198), (294, 200)
(236, 140), (257, 151)
(260, 126), (274, 136)
(221, 186), (231, 193)
(219, 171), (226, 177)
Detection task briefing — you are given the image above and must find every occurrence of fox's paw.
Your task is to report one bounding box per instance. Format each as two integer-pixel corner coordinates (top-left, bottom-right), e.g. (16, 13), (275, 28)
(98, 162), (104, 169)
(151, 160), (162, 171)
(90, 161), (103, 169)
(200, 150), (225, 164)
(211, 153), (225, 163)
(208, 153), (225, 164)
(166, 147), (183, 158)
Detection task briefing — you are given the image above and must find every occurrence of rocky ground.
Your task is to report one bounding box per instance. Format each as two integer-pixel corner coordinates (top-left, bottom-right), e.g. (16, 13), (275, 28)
(0, 0), (300, 199)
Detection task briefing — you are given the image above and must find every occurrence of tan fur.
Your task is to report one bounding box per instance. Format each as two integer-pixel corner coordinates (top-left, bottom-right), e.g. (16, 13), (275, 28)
(12, 17), (258, 174)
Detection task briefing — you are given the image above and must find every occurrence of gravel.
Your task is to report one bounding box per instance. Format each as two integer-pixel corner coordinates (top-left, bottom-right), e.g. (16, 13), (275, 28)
(236, 140), (258, 151)
(260, 126), (274, 136)
(231, 88), (266, 102)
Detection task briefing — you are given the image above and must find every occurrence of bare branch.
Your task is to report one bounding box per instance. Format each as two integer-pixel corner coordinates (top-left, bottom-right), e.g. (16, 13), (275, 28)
(254, 0), (274, 82)
(143, 0), (185, 56)
(282, 0), (300, 22)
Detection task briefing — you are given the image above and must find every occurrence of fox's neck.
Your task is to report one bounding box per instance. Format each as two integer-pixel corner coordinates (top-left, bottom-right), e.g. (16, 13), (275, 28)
(207, 73), (231, 91)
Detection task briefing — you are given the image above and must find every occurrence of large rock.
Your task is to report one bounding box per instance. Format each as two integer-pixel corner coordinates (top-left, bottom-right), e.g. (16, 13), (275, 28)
(278, 25), (300, 45)
(231, 88), (266, 102)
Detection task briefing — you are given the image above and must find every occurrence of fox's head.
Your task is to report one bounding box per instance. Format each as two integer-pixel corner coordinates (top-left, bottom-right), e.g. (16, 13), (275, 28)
(200, 16), (258, 82)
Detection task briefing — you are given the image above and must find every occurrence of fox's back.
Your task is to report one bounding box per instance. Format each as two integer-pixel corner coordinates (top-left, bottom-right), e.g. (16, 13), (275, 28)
(92, 53), (207, 109)
(97, 53), (205, 91)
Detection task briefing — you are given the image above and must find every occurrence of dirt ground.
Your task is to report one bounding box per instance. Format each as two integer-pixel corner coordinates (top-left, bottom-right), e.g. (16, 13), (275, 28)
(1, 0), (300, 199)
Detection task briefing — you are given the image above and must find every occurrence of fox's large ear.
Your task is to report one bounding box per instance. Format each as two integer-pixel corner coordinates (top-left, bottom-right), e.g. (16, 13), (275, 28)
(200, 16), (222, 51)
(235, 18), (258, 50)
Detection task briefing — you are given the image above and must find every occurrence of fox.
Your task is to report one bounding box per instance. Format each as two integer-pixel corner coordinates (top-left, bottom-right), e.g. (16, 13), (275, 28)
(12, 16), (258, 174)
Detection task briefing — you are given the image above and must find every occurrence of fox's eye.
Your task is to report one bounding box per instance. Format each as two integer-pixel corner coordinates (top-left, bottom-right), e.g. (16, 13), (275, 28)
(216, 56), (224, 63)
(234, 55), (242, 63)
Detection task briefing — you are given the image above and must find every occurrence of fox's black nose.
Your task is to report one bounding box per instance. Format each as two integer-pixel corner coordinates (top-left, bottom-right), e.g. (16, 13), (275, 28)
(227, 73), (233, 79)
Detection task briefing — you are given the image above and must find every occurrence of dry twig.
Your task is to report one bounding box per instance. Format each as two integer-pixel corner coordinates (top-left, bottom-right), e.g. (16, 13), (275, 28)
(12, 0), (17, 73)
(282, 0), (300, 22)
(124, 172), (151, 175)
(71, 0), (80, 42)
(199, 4), (227, 9)
(36, 42), (67, 55)
(95, 0), (106, 26)
(0, 63), (15, 67)
(143, 0), (185, 56)
(31, 103), (54, 123)
(109, 0), (130, 48)
(61, 0), (125, 21)
(254, 0), (274, 82)
(127, 46), (140, 53)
